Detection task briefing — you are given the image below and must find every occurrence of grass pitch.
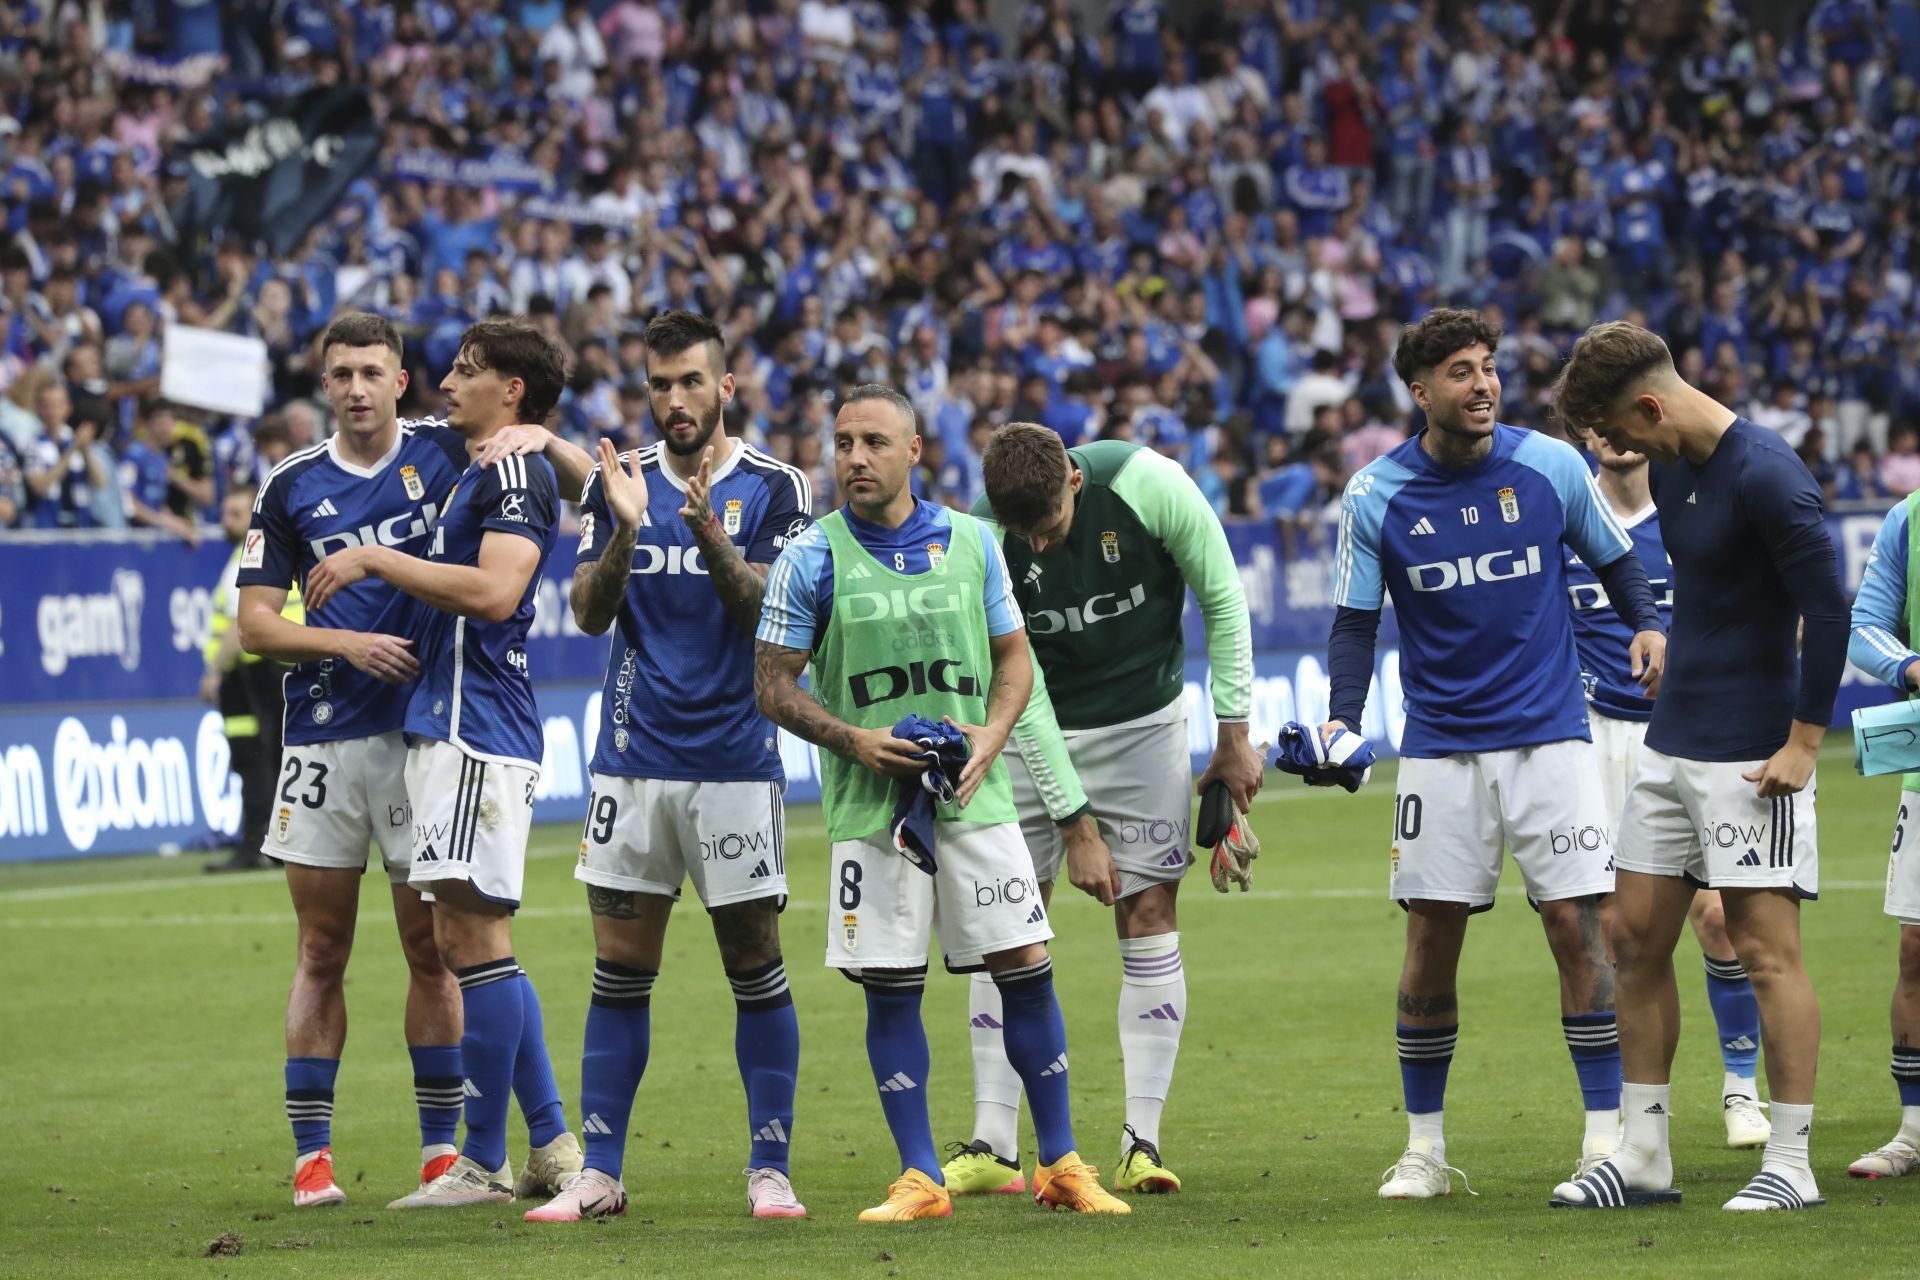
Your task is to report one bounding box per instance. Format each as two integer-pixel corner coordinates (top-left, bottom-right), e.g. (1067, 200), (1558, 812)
(2, 754), (1912, 1278)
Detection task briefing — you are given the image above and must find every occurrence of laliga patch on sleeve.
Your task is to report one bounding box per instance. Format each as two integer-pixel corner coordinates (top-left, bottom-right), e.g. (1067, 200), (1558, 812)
(577, 512), (596, 555)
(240, 529), (266, 569)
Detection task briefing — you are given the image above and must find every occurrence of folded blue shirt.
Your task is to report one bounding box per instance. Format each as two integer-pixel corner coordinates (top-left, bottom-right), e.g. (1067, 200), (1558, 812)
(889, 714), (970, 875)
(1273, 720), (1376, 793)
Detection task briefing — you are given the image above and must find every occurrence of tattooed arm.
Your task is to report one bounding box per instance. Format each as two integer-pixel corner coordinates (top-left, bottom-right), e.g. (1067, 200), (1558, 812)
(753, 640), (925, 779)
(572, 439), (647, 637)
(689, 514), (770, 636)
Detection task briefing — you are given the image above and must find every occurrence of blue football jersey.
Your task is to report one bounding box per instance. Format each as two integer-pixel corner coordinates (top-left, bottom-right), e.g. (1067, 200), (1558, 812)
(239, 421), (467, 746)
(405, 451), (559, 767)
(1332, 424), (1634, 756)
(1565, 505), (1672, 724)
(577, 442), (812, 782)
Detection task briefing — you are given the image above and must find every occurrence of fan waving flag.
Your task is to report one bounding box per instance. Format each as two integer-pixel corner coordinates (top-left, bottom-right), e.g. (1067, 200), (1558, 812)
(170, 86), (382, 255)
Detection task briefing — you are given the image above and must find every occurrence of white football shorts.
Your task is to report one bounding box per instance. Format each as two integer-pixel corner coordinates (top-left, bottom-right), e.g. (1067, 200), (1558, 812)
(1008, 705), (1194, 899)
(405, 739), (539, 910)
(1589, 712), (1649, 833)
(575, 774), (787, 908)
(826, 821), (1053, 973)
(267, 730), (413, 882)
(1615, 746), (1818, 897)
(1389, 738), (1616, 910)
(1882, 790), (1920, 923)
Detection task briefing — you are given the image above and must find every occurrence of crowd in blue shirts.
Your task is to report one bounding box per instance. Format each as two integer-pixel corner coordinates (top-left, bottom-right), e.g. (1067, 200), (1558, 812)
(3, 0), (1920, 536)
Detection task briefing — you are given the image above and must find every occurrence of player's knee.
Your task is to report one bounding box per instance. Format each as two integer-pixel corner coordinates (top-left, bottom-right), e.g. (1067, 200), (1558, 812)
(983, 941), (1049, 973)
(1726, 934), (1796, 989)
(296, 925), (353, 984)
(1115, 883), (1178, 937)
(712, 900), (782, 971)
(1899, 926), (1920, 983)
(1695, 897), (1729, 946)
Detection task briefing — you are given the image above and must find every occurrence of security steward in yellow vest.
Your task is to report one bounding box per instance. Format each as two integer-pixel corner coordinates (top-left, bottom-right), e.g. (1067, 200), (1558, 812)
(204, 485), (301, 873)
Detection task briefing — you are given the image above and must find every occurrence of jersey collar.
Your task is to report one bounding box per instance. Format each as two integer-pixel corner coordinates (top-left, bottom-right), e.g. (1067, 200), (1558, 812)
(654, 435), (745, 494)
(1618, 502), (1657, 530)
(327, 428), (405, 479)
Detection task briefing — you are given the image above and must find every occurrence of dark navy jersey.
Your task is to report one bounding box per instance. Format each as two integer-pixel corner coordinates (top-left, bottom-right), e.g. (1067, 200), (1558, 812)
(1646, 417), (1848, 762)
(240, 421), (467, 745)
(1566, 504), (1672, 723)
(576, 441), (811, 782)
(405, 450), (559, 767)
(1332, 424), (1634, 756)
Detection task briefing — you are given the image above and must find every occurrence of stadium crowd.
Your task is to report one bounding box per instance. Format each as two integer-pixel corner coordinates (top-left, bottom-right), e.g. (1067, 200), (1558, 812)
(2, 0), (1920, 538)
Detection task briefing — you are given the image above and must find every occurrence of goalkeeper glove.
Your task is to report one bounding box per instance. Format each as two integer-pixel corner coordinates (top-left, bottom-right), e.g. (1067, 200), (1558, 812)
(1197, 777), (1260, 893)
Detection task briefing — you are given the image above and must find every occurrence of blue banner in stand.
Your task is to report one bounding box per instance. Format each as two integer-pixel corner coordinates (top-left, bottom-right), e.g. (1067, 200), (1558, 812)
(0, 511), (1904, 860)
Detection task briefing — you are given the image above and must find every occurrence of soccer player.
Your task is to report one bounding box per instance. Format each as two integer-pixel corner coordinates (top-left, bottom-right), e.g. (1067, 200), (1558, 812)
(525, 311), (813, 1223)
(306, 319), (584, 1209)
(755, 384), (1129, 1221)
(1323, 308), (1665, 1200)
(237, 312), (589, 1207)
(1839, 499), (1920, 1179)
(1549, 321), (1846, 1212)
(1566, 434), (1770, 1151)
(950, 422), (1261, 1195)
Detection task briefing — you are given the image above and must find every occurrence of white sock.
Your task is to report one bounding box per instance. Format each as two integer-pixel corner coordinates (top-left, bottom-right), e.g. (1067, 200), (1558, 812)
(1615, 1082), (1674, 1189)
(967, 972), (1022, 1161)
(1764, 1101), (1814, 1176)
(1117, 932), (1185, 1154)
(1584, 1108), (1621, 1154)
(1408, 1111), (1444, 1148)
(1901, 1104), (1920, 1143)
(1724, 1070), (1758, 1102)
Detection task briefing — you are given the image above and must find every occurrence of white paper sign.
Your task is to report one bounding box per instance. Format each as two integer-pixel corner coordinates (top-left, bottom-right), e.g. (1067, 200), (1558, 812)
(160, 325), (271, 418)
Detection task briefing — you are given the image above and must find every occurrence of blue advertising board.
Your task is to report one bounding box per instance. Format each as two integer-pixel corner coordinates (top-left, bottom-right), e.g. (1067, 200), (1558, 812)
(0, 509), (1902, 861)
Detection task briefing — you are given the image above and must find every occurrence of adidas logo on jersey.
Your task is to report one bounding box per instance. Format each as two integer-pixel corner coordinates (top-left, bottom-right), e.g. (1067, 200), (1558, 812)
(1038, 1053), (1069, 1078)
(1409, 517), (1436, 535)
(877, 1072), (918, 1093)
(311, 498), (340, 518)
(582, 1114), (614, 1136)
(748, 860), (771, 880)
(1025, 563), (1043, 585)
(1686, 491), (1697, 504)
(1737, 849), (1763, 867)
(755, 1119), (790, 1144)
(1138, 1002), (1181, 1022)
(1025, 904), (1045, 924)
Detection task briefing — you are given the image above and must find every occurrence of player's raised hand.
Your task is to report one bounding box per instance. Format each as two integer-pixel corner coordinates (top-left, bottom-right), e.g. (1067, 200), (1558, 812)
(945, 715), (1011, 807)
(853, 726), (933, 780)
(341, 631), (421, 684)
(474, 424), (551, 468)
(305, 546), (378, 611)
(1063, 815), (1120, 905)
(1629, 629), (1667, 698)
(595, 437), (649, 530)
(1197, 722), (1265, 812)
(679, 445), (717, 534)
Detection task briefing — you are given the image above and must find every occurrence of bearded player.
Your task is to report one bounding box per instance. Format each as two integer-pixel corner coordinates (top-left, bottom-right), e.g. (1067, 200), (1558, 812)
(526, 311), (813, 1222)
(756, 385), (1129, 1221)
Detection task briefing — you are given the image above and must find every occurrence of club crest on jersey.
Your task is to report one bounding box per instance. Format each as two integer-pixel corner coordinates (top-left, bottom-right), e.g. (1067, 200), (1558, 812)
(1497, 486), (1520, 523)
(1100, 530), (1120, 563)
(400, 464), (425, 500)
(842, 913), (859, 951)
(723, 498), (743, 536)
(275, 806), (293, 843)
(312, 701), (333, 726)
(926, 542), (945, 569)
